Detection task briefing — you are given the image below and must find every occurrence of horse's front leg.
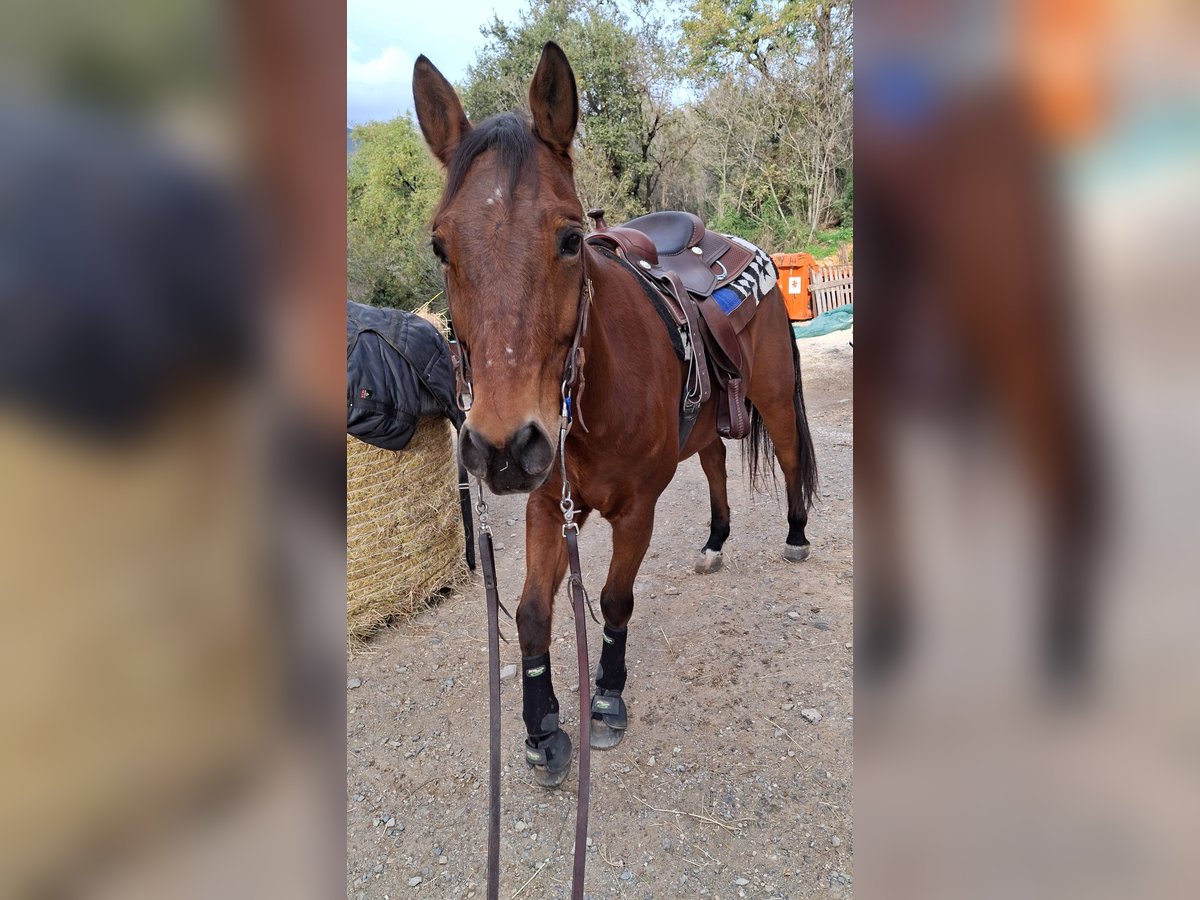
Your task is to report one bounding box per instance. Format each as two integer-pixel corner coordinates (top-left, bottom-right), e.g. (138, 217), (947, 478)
(590, 501), (656, 750)
(516, 489), (588, 788)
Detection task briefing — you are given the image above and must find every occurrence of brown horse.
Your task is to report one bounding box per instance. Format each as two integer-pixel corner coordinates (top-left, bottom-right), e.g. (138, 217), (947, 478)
(412, 43), (817, 786)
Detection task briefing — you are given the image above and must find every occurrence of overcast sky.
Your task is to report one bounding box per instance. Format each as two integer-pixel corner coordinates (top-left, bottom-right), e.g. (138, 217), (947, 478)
(347, 0), (529, 126)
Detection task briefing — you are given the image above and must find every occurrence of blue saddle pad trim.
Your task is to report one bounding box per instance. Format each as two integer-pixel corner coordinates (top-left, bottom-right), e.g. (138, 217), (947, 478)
(712, 286), (744, 315)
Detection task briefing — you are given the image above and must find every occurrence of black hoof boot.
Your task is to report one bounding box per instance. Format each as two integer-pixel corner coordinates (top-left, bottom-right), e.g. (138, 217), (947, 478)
(524, 728), (573, 788)
(590, 689), (628, 750)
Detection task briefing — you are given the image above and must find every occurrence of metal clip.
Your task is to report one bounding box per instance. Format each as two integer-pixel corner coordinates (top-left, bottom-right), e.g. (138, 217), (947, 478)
(557, 407), (577, 529)
(474, 481), (491, 534)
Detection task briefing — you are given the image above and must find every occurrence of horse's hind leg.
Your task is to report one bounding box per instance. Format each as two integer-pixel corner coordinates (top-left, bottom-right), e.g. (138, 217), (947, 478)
(744, 293), (818, 561)
(590, 501), (655, 750)
(695, 437), (731, 574)
(748, 369), (816, 562)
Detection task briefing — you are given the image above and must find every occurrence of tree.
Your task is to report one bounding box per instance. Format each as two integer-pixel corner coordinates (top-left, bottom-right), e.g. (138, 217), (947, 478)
(346, 117), (445, 310)
(680, 0), (808, 78)
(345, 0), (853, 284)
(680, 0), (853, 238)
(461, 0), (684, 218)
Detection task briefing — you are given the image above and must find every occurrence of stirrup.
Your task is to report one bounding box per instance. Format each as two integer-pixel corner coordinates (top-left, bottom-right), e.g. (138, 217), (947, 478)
(590, 689), (628, 730)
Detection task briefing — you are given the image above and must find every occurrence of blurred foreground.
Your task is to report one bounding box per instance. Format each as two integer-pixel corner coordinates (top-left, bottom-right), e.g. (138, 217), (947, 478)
(0, 2), (344, 897)
(856, 0), (1200, 897)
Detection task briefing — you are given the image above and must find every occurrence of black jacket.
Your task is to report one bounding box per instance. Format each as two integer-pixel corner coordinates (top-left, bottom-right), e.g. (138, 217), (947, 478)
(346, 301), (463, 450)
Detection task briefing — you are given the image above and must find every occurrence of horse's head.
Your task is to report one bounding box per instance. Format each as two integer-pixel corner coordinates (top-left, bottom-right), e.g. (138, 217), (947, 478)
(413, 43), (584, 494)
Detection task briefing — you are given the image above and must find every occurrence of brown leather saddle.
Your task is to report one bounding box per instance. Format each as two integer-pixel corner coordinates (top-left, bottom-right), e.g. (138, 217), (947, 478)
(585, 209), (763, 442)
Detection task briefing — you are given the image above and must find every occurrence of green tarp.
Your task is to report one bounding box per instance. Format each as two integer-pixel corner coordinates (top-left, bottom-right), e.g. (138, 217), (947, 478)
(793, 304), (853, 339)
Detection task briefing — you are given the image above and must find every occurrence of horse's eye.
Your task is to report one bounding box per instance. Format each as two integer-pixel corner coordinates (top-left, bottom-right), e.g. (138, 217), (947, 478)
(559, 231), (582, 258)
(431, 237), (448, 265)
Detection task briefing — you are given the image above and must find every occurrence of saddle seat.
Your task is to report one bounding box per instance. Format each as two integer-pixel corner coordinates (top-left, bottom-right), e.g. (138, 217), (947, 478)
(585, 208), (769, 442)
(622, 211), (706, 257)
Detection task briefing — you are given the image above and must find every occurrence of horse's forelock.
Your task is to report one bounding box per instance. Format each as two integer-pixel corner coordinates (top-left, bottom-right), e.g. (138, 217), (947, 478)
(439, 113), (536, 213)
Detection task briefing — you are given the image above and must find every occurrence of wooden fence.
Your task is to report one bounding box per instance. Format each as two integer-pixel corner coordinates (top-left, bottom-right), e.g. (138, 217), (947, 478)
(809, 264), (853, 316)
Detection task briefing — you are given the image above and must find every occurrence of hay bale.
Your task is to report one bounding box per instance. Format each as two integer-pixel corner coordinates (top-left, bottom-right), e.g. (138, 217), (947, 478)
(346, 418), (467, 650)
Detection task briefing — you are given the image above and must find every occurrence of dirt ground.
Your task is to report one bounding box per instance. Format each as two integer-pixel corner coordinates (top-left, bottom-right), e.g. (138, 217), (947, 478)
(347, 330), (853, 899)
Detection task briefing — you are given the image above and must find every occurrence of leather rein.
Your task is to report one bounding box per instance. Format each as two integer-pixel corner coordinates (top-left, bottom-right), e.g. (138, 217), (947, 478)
(446, 247), (596, 900)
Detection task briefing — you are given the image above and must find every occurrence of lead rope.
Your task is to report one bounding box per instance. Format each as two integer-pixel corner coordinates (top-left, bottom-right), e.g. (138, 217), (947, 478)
(475, 485), (504, 900)
(557, 385), (594, 900)
(468, 263), (595, 899)
(557, 260), (596, 900)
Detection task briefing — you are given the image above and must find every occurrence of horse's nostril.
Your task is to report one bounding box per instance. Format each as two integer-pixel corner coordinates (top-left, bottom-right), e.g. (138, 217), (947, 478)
(459, 426), (493, 476)
(513, 422), (553, 475)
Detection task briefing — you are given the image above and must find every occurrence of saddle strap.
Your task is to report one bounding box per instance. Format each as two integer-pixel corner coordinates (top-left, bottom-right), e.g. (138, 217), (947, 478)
(480, 529), (503, 900)
(716, 379), (752, 440)
(564, 527), (591, 900)
(663, 272), (711, 448)
(695, 295), (747, 381)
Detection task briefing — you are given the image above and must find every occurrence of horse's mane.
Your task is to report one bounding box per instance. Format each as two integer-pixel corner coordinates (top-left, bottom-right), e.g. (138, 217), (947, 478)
(439, 112), (535, 212)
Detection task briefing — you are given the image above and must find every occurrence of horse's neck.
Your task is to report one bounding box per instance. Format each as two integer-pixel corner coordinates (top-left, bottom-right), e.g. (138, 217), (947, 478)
(574, 249), (657, 437)
(577, 257), (618, 432)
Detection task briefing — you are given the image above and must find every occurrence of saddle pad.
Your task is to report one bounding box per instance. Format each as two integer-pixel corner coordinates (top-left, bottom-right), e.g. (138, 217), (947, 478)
(711, 237), (778, 316)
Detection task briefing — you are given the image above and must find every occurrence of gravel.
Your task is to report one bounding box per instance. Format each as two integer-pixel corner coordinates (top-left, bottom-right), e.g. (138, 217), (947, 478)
(346, 330), (854, 898)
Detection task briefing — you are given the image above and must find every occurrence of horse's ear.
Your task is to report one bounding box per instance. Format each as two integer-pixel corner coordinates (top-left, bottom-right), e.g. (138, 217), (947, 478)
(413, 55), (471, 167)
(528, 42), (578, 156)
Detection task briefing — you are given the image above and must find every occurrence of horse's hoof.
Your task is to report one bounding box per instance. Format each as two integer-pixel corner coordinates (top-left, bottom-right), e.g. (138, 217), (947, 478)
(525, 728), (573, 789)
(590, 719), (625, 750)
(782, 543), (811, 563)
(694, 549), (724, 575)
(533, 756), (573, 788)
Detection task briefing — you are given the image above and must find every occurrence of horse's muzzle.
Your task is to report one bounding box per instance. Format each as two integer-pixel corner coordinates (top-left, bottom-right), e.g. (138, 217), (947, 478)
(460, 420), (555, 494)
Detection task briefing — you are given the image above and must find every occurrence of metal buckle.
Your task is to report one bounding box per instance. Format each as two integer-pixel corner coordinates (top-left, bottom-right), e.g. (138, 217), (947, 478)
(474, 480), (491, 534)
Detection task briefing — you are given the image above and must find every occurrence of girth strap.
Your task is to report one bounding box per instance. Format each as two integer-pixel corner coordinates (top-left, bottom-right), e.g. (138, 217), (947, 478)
(662, 271), (711, 449)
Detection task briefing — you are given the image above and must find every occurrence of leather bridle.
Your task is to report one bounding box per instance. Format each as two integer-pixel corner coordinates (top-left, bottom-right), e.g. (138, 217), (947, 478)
(445, 244), (596, 900)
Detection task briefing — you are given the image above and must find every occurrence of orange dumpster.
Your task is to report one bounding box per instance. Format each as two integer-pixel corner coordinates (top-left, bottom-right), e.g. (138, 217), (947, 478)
(771, 252), (817, 321)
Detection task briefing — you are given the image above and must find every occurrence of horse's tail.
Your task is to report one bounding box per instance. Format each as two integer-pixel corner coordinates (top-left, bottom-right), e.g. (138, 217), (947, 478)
(744, 324), (819, 511)
(787, 333), (819, 510)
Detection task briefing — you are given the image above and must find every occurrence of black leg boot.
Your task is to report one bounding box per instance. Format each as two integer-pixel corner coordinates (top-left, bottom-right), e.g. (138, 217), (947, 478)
(521, 653), (573, 788)
(590, 625), (629, 749)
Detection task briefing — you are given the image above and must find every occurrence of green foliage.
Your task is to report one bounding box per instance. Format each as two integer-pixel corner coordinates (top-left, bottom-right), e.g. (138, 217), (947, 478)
(344, 0), (853, 303)
(681, 0), (853, 239)
(680, 0), (808, 77)
(346, 117), (445, 311)
(793, 225), (854, 260)
(462, 0), (677, 217)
